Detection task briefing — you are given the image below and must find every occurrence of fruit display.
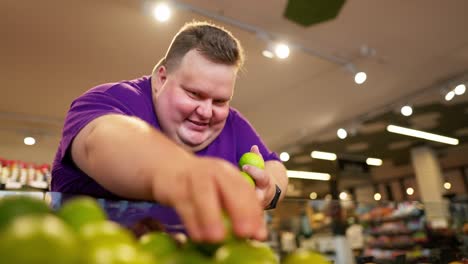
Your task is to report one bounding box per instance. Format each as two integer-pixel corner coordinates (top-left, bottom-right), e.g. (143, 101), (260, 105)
(0, 195), (331, 263)
(0, 158), (51, 190)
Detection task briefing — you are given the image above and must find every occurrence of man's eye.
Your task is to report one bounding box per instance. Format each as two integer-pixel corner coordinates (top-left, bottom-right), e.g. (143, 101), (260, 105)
(214, 100), (227, 105)
(188, 91), (199, 97)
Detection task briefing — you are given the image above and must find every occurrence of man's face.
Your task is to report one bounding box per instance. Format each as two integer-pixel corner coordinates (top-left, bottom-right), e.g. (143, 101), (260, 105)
(153, 49), (237, 151)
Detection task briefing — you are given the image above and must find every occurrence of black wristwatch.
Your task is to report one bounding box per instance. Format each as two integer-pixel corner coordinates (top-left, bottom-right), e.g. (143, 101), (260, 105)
(265, 184), (281, 210)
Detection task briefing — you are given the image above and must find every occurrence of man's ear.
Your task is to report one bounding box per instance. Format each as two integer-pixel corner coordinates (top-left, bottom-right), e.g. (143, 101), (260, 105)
(157, 66), (167, 85)
(152, 66), (167, 94)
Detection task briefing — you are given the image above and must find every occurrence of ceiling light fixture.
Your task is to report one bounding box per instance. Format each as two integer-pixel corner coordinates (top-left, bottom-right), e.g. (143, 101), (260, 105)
(279, 152), (290, 162)
(445, 91), (455, 101)
(374, 193), (382, 201)
(339, 192), (348, 200)
(454, 84), (466, 95)
(354, 71), (367, 84)
(443, 182), (451, 190)
(311, 151), (337, 161)
(366, 158), (383, 166)
(274, 43), (290, 59)
(309, 192), (317, 199)
(406, 187), (414, 195)
(400, 105), (413, 116)
(287, 170), (331, 181)
(387, 124), (459, 145)
(262, 50), (274, 59)
(152, 2), (171, 22)
(24, 136), (36, 146)
(337, 128), (348, 139)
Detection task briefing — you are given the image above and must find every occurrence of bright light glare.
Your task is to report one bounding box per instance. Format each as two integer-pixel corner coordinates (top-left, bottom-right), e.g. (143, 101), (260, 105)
(374, 193), (382, 201)
(274, 43), (290, 59)
(311, 151), (337, 161)
(262, 50), (274, 58)
(309, 192), (317, 199)
(153, 3), (171, 22)
(366, 158), (383, 166)
(387, 124), (459, 145)
(445, 91), (455, 101)
(339, 192), (348, 200)
(287, 170), (331, 181)
(406, 187), (414, 195)
(337, 128), (347, 139)
(454, 84), (466, 95)
(401, 105), (413, 116)
(444, 182), (451, 190)
(24, 137), (36, 146)
(354, 72), (367, 84)
(280, 152), (290, 162)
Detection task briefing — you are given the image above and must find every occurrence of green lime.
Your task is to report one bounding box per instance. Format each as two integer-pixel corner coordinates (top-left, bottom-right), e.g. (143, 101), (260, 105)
(84, 242), (155, 264)
(161, 249), (214, 264)
(57, 196), (107, 231)
(79, 221), (136, 248)
(0, 215), (80, 264)
(240, 171), (255, 187)
(214, 240), (277, 264)
(0, 196), (50, 230)
(283, 250), (331, 264)
(239, 153), (264, 170)
(189, 213), (235, 256)
(139, 231), (178, 259)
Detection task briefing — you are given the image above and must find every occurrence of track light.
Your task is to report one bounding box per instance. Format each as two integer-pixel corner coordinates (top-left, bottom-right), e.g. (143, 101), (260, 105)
(274, 43), (290, 59)
(454, 84), (466, 95)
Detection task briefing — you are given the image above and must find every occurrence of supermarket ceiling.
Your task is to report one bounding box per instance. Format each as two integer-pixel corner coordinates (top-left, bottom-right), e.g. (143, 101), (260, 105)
(1, 0), (468, 173)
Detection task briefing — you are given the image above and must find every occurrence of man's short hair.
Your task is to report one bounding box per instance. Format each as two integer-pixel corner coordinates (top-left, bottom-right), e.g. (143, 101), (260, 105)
(153, 21), (244, 74)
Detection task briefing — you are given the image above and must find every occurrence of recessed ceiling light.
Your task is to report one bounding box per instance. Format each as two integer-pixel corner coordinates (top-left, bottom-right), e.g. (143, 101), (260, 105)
(279, 152), (290, 162)
(406, 187), (414, 195)
(454, 84), (466, 95)
(274, 43), (290, 59)
(354, 71), (367, 84)
(337, 128), (347, 139)
(24, 137), (36, 146)
(445, 91), (455, 101)
(400, 105), (413, 116)
(153, 2), (171, 22)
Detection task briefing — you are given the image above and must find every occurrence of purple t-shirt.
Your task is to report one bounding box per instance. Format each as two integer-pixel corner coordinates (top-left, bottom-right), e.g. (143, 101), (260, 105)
(51, 76), (280, 199)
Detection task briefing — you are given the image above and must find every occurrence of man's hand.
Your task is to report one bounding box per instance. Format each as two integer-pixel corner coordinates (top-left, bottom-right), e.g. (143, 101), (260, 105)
(150, 156), (267, 243)
(241, 145), (277, 208)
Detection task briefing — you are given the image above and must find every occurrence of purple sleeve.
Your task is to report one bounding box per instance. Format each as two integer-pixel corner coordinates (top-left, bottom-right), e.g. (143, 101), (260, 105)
(232, 110), (281, 163)
(59, 90), (132, 163)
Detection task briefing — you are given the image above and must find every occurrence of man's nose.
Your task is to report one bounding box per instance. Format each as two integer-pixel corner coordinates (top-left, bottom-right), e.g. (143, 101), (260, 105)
(196, 99), (213, 119)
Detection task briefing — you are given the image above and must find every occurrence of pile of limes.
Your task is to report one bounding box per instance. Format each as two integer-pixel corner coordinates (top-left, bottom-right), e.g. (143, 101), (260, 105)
(0, 195), (331, 263)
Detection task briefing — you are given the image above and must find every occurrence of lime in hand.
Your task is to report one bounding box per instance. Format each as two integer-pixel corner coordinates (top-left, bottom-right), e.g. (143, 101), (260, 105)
(238, 152), (264, 186)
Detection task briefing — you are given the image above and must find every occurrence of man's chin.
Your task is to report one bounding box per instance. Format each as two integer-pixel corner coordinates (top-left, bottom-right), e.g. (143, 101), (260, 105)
(179, 136), (208, 151)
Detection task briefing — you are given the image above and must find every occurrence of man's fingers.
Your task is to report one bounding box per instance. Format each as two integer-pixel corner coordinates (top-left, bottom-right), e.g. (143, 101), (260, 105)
(243, 165), (269, 188)
(175, 202), (202, 241)
(190, 173), (225, 242)
(250, 145), (263, 159)
(217, 165), (266, 239)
